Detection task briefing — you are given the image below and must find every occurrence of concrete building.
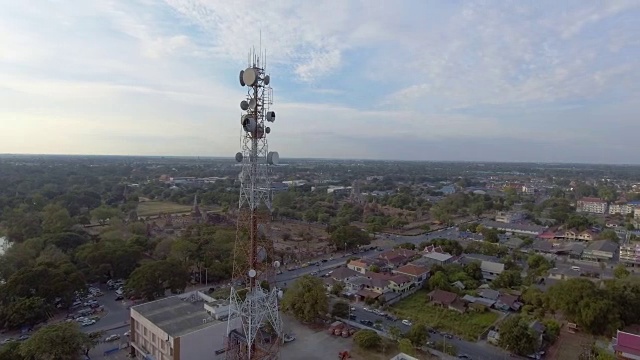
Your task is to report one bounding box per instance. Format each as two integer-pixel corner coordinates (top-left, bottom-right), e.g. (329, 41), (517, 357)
(130, 294), (240, 360)
(480, 261), (505, 281)
(495, 211), (525, 223)
(613, 330), (640, 359)
(610, 203), (635, 215)
(576, 197), (608, 214)
(422, 252), (454, 266)
(620, 243), (640, 266)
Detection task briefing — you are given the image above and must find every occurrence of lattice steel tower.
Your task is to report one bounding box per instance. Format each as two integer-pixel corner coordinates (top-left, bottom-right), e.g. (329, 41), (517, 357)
(226, 48), (283, 360)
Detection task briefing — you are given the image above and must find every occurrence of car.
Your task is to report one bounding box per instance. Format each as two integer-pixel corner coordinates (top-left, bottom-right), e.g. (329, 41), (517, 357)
(283, 334), (295, 343)
(458, 355), (472, 359)
(115, 295), (124, 301)
(105, 334), (121, 342)
(350, 307), (356, 311)
(124, 330), (131, 337)
(17, 335), (30, 341)
(1, 338), (14, 344)
(359, 320), (373, 326)
(363, 307), (371, 312)
(401, 320), (412, 326)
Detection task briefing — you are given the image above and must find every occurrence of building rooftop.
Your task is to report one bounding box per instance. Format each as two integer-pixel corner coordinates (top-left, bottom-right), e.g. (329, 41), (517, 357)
(132, 296), (220, 338)
(423, 252), (453, 262)
(585, 240), (618, 253)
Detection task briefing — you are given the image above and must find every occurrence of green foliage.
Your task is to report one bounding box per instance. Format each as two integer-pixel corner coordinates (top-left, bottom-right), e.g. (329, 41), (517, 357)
(19, 322), (90, 360)
(281, 275), (328, 322)
(0, 341), (24, 360)
(126, 259), (189, 301)
(398, 338), (415, 355)
(614, 264), (630, 279)
(388, 325), (402, 341)
(90, 205), (122, 225)
(491, 270), (522, 289)
(329, 225), (371, 249)
(405, 322), (428, 347)
(353, 329), (382, 349)
(464, 241), (509, 257)
(392, 290), (499, 340)
(498, 315), (537, 356)
(330, 281), (345, 295)
(331, 302), (350, 318)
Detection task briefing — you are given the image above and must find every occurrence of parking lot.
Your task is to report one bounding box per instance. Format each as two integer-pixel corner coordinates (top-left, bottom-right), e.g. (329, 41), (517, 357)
(280, 314), (353, 360)
(88, 327), (131, 359)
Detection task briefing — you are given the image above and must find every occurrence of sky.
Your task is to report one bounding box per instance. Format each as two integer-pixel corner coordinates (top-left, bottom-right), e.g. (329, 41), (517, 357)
(0, 0), (639, 163)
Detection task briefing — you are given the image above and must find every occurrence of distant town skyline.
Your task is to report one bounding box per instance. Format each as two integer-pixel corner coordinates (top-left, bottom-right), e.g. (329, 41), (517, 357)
(1, 1), (639, 163)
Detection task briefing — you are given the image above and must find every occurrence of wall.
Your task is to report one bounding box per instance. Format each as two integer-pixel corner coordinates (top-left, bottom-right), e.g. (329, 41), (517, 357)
(179, 317), (241, 360)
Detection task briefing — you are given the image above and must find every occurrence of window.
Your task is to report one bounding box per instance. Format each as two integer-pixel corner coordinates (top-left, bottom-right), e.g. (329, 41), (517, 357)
(152, 333), (156, 343)
(136, 322), (140, 330)
(143, 327), (147, 337)
(160, 341), (165, 350)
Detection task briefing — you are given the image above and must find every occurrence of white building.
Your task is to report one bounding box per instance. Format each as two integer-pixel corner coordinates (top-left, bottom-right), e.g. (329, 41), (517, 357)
(577, 197), (608, 214)
(609, 203), (635, 215)
(521, 185), (536, 195)
(130, 293), (240, 360)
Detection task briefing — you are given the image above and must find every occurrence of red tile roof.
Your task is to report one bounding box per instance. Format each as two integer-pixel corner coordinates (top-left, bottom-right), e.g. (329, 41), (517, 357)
(428, 289), (458, 306)
(394, 264), (429, 277)
(580, 197), (606, 203)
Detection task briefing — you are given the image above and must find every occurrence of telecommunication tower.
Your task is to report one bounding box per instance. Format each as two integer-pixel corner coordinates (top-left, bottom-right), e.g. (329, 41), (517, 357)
(226, 48), (283, 360)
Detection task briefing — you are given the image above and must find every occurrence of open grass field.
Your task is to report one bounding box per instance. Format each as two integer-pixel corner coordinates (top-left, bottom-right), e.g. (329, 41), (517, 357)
(547, 330), (589, 360)
(137, 201), (193, 216)
(391, 290), (499, 341)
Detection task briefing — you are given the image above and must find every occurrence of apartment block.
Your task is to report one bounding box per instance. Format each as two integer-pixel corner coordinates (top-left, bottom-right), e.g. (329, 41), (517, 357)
(576, 197), (608, 214)
(495, 211), (525, 223)
(130, 294), (239, 360)
(620, 243), (640, 266)
(609, 203), (635, 215)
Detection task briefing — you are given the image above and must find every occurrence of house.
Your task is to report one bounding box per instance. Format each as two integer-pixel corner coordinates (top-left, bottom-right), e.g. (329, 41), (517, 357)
(377, 249), (418, 268)
(529, 320), (546, 348)
(564, 230), (578, 241)
(496, 293), (522, 311)
(462, 294), (496, 308)
(386, 274), (414, 293)
(393, 264), (430, 284)
(577, 230), (597, 241)
(481, 261), (505, 281)
(347, 260), (368, 274)
(423, 252), (454, 266)
(423, 245), (445, 254)
(487, 330), (500, 345)
(548, 267), (581, 281)
(440, 185), (456, 195)
(427, 289), (466, 313)
(331, 266), (360, 281)
(582, 240), (618, 262)
(344, 276), (369, 292)
(577, 197), (608, 214)
(613, 330), (640, 359)
(478, 289), (500, 301)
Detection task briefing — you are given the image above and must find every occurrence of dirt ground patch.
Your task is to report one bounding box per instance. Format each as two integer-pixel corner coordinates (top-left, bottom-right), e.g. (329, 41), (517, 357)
(547, 329), (590, 360)
(280, 315), (353, 360)
(271, 220), (331, 261)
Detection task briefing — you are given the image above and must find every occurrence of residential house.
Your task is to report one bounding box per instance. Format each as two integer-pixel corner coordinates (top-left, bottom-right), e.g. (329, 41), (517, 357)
(577, 230), (597, 242)
(393, 264), (430, 284)
(344, 276), (369, 292)
(582, 240), (618, 262)
(478, 289), (500, 301)
(462, 295), (496, 309)
(577, 197), (608, 214)
(613, 330), (640, 359)
(427, 289), (466, 313)
(522, 185), (536, 195)
(620, 243), (640, 266)
(480, 261), (505, 281)
(377, 249), (418, 269)
(496, 293), (522, 311)
(529, 320), (546, 348)
(423, 252), (454, 266)
(347, 259), (368, 274)
(564, 230), (578, 241)
(548, 267), (581, 281)
(487, 330), (500, 345)
(331, 266), (360, 281)
(423, 245), (445, 254)
(386, 274), (414, 293)
(440, 185), (456, 195)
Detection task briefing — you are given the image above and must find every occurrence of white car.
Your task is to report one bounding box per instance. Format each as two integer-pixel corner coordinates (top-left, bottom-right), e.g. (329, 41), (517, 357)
(105, 334), (120, 342)
(402, 320), (412, 326)
(363, 307), (371, 312)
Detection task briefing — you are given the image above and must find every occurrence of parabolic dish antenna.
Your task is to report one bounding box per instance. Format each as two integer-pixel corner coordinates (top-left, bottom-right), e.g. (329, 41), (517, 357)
(235, 152), (243, 163)
(265, 127), (271, 134)
(239, 70), (245, 86)
(266, 111), (276, 123)
(248, 269), (257, 278)
(240, 100), (249, 110)
(264, 75), (270, 86)
(242, 115), (256, 132)
(248, 98), (257, 110)
(273, 261), (281, 268)
(242, 68), (258, 86)
(267, 151), (279, 165)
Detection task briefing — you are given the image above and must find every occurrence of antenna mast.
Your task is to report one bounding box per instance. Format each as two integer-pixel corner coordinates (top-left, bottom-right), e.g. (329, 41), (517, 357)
(226, 44), (282, 360)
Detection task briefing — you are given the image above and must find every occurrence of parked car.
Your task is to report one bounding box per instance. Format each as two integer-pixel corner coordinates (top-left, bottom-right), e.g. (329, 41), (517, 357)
(283, 334), (295, 343)
(105, 334), (120, 342)
(401, 319), (412, 326)
(17, 335), (30, 341)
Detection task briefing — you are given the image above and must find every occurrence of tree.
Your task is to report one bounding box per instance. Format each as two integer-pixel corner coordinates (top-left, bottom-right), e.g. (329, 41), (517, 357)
(41, 204), (73, 234)
(491, 270), (522, 289)
(388, 325), (402, 341)
(428, 271), (449, 291)
(330, 281), (345, 296)
(353, 329), (381, 349)
(498, 315), (537, 356)
(331, 302), (349, 318)
(281, 275), (328, 322)
(90, 205), (121, 225)
(329, 225), (371, 249)
(126, 259), (189, 301)
(614, 264), (630, 279)
(405, 322), (428, 347)
(398, 338), (415, 355)
(599, 229), (619, 242)
(0, 342), (25, 360)
(19, 322), (90, 360)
